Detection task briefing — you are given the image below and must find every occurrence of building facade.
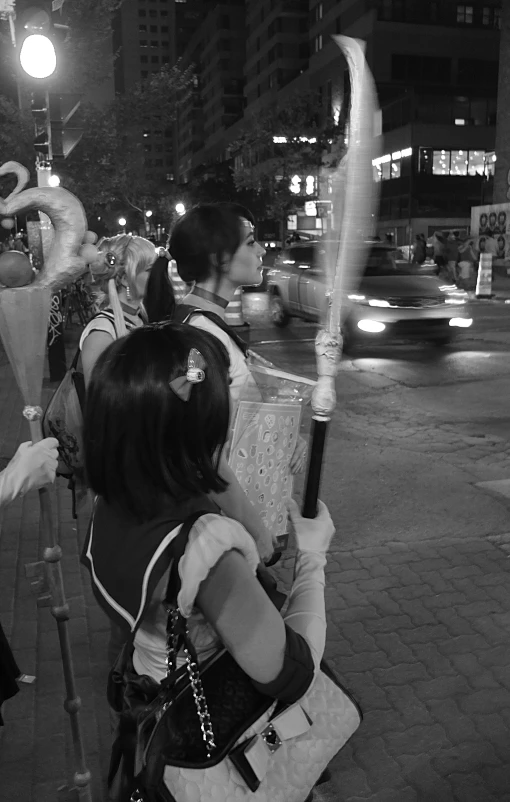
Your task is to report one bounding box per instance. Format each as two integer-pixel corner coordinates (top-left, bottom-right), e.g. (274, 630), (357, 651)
(113, 0), (173, 184)
(171, 0), (501, 241)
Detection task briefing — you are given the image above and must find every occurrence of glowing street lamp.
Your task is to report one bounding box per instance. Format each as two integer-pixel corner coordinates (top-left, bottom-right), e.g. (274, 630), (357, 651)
(175, 202), (186, 216)
(145, 210), (153, 218)
(48, 174), (60, 187)
(118, 217), (127, 231)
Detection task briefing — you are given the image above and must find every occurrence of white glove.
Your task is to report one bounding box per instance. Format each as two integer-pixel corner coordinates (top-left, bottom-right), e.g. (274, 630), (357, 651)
(0, 438), (59, 507)
(284, 499), (335, 671)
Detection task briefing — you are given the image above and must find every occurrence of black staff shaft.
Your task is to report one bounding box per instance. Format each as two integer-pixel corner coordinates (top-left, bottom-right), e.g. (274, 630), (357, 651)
(302, 415), (330, 519)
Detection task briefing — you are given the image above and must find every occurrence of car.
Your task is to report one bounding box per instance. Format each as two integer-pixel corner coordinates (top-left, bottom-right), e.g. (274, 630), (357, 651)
(266, 240), (473, 349)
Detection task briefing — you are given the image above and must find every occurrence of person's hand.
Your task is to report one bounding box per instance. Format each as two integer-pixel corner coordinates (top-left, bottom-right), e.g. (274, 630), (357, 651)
(0, 439), (59, 503)
(289, 434), (307, 474)
(287, 498), (335, 555)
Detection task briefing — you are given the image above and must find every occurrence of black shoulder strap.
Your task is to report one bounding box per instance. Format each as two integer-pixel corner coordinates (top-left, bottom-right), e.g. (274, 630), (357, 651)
(175, 304), (248, 357)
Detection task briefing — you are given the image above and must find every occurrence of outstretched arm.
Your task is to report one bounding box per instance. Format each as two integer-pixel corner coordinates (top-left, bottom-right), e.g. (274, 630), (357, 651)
(0, 439), (59, 509)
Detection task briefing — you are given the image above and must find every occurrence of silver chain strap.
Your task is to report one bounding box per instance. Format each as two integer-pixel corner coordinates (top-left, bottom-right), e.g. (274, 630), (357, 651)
(165, 604), (216, 758)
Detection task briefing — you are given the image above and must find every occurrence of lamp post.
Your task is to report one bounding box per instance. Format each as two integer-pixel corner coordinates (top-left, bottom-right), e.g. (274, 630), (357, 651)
(175, 202), (186, 216)
(118, 216), (127, 233)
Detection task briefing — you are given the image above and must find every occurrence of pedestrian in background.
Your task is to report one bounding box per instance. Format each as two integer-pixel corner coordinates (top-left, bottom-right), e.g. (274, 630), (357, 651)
(446, 231), (460, 283)
(412, 233), (426, 265)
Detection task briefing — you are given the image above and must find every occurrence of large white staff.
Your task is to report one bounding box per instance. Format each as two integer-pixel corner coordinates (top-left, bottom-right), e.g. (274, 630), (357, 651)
(0, 161), (99, 800)
(302, 37), (380, 517)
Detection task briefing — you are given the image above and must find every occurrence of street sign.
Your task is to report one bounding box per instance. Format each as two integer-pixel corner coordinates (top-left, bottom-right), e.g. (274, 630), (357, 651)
(304, 201), (317, 216)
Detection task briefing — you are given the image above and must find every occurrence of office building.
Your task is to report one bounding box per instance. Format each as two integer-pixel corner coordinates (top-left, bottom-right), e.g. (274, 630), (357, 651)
(113, 0), (173, 183)
(173, 0), (501, 241)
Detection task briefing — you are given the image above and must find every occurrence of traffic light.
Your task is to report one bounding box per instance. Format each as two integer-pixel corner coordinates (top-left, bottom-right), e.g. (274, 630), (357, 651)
(31, 89), (52, 159)
(17, 3), (57, 80)
(50, 93), (83, 159)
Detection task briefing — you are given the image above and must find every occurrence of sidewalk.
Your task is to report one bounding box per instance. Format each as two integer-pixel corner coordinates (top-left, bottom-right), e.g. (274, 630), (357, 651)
(1, 329), (510, 801)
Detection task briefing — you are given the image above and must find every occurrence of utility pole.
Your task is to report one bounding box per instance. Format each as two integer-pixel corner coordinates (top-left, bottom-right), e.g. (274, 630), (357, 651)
(494, 0), (510, 203)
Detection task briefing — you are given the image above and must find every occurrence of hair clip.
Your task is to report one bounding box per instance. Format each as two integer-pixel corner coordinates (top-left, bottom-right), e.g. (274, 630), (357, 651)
(105, 252), (117, 267)
(169, 348), (206, 402)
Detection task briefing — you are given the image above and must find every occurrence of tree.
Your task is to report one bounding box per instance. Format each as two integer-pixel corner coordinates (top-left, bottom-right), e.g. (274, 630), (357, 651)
(59, 64), (192, 226)
(231, 91), (345, 234)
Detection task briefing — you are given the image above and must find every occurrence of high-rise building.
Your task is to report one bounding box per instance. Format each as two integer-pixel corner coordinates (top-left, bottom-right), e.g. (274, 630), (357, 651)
(172, 0), (501, 240)
(113, 0), (173, 183)
(174, 0), (245, 182)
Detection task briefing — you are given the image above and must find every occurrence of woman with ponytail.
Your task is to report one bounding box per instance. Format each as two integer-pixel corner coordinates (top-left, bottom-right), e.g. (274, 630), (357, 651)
(80, 234), (157, 386)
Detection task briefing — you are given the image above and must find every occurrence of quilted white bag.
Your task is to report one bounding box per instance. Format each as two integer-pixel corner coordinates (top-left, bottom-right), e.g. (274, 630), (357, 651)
(161, 667), (361, 802)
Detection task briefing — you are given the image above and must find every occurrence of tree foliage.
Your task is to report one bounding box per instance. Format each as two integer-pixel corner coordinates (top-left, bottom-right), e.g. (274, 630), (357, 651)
(232, 91), (345, 222)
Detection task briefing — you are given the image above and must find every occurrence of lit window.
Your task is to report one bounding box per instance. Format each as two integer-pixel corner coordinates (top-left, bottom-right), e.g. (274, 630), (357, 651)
(316, 3), (323, 21)
(381, 161), (391, 180)
(468, 150), (484, 176)
(391, 161), (401, 178)
(457, 4), (473, 23)
(451, 149), (468, 175)
(305, 175), (315, 195)
(433, 150), (450, 175)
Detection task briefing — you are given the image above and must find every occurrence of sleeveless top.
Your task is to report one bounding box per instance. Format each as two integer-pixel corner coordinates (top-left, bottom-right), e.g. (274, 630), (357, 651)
(81, 494), (261, 682)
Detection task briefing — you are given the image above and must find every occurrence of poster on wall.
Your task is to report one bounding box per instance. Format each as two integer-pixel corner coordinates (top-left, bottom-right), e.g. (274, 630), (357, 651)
(471, 203), (510, 237)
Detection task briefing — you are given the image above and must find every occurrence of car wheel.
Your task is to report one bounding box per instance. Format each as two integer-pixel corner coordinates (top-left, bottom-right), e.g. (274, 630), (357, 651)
(270, 292), (290, 327)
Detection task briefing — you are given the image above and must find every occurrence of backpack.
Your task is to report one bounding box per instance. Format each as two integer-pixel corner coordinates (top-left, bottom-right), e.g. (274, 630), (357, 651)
(42, 311), (137, 515)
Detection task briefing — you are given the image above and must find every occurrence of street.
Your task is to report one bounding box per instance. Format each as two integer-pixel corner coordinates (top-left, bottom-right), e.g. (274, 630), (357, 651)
(244, 294), (510, 549)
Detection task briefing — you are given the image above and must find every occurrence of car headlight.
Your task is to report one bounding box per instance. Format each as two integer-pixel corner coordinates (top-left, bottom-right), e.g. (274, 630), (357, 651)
(368, 299), (391, 308)
(358, 319), (386, 333)
(445, 297), (467, 305)
(348, 294), (366, 301)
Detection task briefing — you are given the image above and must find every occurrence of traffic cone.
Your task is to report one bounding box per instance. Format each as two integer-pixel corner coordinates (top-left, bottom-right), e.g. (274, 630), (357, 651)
(225, 287), (250, 343)
(476, 253), (493, 299)
(167, 259), (188, 302)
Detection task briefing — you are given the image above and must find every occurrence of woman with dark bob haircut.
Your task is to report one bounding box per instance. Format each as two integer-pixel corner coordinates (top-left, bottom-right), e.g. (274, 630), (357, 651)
(81, 323), (335, 801)
(143, 203), (307, 562)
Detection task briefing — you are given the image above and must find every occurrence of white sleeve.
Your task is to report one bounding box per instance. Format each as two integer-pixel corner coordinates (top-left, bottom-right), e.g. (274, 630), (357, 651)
(176, 513), (260, 618)
(187, 315), (251, 401)
(79, 316), (116, 351)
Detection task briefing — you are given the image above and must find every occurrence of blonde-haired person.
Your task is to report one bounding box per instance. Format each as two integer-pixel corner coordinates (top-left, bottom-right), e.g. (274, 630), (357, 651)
(81, 234), (157, 386)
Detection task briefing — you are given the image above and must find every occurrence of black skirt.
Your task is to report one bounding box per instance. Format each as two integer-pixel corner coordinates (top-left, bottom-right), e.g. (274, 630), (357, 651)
(0, 619), (19, 726)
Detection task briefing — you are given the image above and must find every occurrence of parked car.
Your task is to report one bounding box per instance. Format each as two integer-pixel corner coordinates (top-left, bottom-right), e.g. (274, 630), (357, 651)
(266, 241), (472, 348)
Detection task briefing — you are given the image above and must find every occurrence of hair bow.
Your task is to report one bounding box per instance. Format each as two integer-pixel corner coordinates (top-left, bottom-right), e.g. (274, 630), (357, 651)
(169, 348), (206, 401)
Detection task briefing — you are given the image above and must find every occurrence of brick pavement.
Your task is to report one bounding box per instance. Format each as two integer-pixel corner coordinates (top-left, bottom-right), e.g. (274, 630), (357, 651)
(1, 333), (510, 800)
